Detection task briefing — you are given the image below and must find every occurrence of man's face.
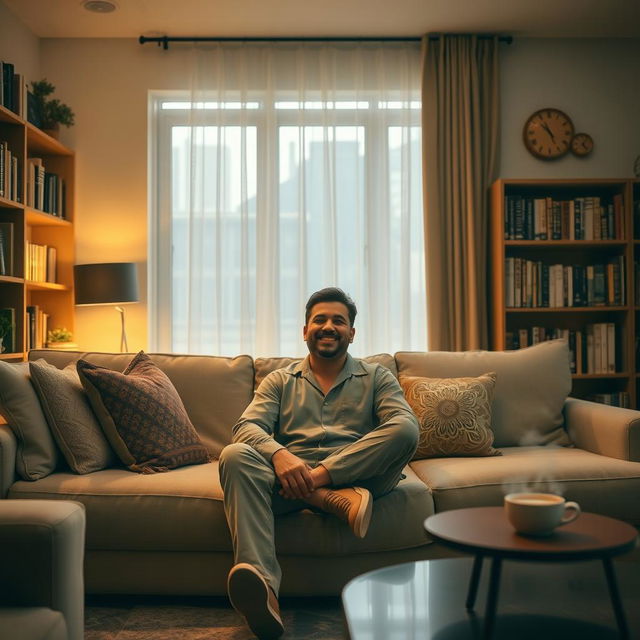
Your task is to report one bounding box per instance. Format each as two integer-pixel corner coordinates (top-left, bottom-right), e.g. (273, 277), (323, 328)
(304, 301), (355, 360)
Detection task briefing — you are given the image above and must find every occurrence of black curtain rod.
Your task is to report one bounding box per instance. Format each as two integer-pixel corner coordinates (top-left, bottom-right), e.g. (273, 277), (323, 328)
(139, 35), (513, 50)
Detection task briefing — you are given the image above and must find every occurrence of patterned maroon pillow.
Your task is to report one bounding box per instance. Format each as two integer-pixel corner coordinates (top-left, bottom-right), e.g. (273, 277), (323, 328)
(77, 351), (211, 473)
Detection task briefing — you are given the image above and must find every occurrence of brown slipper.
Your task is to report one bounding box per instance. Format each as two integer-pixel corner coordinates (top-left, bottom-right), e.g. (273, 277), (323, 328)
(228, 563), (284, 639)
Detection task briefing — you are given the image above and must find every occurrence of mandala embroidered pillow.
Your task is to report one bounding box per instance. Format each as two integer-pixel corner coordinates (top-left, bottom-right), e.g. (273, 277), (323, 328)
(400, 372), (501, 459)
(77, 351), (211, 473)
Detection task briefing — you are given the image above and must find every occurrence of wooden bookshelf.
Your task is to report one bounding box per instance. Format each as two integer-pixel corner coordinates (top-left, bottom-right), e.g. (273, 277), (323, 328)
(490, 178), (634, 408)
(0, 103), (74, 361)
(633, 179), (640, 405)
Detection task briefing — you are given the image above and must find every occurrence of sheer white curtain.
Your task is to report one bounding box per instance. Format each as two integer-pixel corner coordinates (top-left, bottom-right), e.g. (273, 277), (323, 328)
(151, 42), (426, 357)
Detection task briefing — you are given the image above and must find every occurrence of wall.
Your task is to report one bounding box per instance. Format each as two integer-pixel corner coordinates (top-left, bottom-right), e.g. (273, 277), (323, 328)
(500, 38), (640, 178)
(7, 31), (640, 352)
(0, 2), (40, 83)
(38, 40), (195, 352)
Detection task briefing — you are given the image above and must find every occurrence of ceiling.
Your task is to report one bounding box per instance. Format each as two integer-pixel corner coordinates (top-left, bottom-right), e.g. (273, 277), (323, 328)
(4, 0), (640, 40)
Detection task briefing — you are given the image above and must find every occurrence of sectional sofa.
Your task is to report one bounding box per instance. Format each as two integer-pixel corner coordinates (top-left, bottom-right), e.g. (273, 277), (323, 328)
(0, 340), (639, 596)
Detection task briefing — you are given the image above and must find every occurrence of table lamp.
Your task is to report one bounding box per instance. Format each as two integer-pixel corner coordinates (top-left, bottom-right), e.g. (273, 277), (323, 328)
(74, 262), (139, 352)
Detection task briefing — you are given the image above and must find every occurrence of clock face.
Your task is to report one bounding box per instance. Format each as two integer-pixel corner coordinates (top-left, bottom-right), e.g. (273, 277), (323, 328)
(571, 132), (594, 157)
(523, 108), (574, 160)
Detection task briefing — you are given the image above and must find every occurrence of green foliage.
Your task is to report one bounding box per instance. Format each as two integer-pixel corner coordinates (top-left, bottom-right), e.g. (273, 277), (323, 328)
(30, 79), (76, 128)
(47, 327), (73, 343)
(0, 315), (11, 338)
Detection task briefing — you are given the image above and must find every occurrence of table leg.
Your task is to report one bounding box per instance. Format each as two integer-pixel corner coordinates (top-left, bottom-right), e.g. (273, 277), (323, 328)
(466, 554), (484, 610)
(483, 557), (502, 640)
(602, 557), (630, 640)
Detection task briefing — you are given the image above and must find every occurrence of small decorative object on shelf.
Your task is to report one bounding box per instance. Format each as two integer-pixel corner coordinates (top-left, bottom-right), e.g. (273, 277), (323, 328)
(30, 79), (75, 139)
(46, 327), (78, 350)
(0, 308), (16, 353)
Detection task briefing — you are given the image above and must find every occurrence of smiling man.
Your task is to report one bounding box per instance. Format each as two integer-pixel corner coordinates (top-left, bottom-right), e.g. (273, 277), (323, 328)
(219, 287), (419, 639)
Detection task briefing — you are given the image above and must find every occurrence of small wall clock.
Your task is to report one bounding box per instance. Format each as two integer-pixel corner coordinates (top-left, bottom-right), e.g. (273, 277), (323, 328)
(571, 132), (594, 157)
(523, 108), (574, 160)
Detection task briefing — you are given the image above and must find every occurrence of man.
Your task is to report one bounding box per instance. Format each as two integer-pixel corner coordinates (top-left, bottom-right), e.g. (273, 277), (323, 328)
(219, 287), (419, 639)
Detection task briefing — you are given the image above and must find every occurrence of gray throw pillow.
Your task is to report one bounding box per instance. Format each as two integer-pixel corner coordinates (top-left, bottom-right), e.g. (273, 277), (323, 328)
(29, 359), (118, 474)
(0, 361), (59, 480)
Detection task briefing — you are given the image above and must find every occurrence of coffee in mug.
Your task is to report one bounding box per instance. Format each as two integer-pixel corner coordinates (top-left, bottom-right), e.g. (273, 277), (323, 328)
(504, 492), (580, 536)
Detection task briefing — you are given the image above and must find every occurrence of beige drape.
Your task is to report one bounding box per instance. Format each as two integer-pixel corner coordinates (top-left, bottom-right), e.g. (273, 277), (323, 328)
(421, 35), (500, 351)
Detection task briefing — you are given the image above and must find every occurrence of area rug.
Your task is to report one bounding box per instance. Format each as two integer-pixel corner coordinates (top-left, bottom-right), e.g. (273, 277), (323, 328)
(85, 594), (347, 639)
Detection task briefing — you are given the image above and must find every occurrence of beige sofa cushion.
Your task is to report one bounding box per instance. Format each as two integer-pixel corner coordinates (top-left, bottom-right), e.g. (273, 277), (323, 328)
(29, 351), (255, 458)
(0, 361), (60, 480)
(410, 445), (640, 525)
(395, 340), (572, 447)
(9, 463), (434, 556)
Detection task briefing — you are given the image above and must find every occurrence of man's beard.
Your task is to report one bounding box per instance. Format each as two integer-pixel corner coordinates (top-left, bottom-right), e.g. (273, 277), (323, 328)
(310, 332), (346, 358)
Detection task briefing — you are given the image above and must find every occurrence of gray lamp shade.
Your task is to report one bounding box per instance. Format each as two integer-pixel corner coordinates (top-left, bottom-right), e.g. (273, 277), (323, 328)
(74, 262), (139, 306)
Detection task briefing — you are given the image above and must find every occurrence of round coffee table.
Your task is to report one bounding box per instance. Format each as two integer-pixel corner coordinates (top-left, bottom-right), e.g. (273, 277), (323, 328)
(425, 507), (638, 640)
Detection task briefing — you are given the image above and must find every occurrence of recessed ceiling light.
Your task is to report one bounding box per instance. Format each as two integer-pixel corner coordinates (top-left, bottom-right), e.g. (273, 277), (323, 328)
(82, 0), (118, 13)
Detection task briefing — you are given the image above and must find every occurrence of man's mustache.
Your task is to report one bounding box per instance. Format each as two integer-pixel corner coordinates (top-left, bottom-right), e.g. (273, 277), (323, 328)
(317, 331), (339, 339)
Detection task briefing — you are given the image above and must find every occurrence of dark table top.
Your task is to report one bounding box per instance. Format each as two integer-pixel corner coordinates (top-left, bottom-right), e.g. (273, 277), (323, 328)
(424, 507), (638, 561)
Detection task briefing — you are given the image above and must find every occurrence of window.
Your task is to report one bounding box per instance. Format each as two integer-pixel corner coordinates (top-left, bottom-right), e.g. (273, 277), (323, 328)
(149, 45), (426, 357)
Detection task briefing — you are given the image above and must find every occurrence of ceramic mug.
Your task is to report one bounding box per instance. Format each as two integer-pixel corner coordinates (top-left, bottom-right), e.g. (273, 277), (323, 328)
(504, 492), (581, 536)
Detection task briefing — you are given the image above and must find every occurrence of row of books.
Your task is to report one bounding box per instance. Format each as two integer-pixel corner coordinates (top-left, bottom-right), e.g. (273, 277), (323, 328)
(587, 392), (630, 408)
(504, 195), (624, 241)
(0, 140), (21, 202)
(505, 257), (625, 308)
(26, 241), (57, 283)
(0, 307), (16, 353)
(0, 221), (14, 276)
(27, 158), (67, 218)
(26, 305), (49, 351)
(505, 323), (618, 374)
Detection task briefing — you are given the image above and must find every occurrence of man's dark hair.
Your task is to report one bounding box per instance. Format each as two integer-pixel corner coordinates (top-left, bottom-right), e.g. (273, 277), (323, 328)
(305, 287), (357, 326)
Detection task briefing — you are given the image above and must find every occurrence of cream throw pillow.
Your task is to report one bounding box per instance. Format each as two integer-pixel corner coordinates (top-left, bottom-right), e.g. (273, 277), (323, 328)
(400, 372), (501, 459)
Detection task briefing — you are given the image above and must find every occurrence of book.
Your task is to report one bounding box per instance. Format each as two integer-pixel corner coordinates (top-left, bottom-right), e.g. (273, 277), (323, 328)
(1, 62), (14, 112)
(26, 90), (42, 128)
(0, 221), (14, 276)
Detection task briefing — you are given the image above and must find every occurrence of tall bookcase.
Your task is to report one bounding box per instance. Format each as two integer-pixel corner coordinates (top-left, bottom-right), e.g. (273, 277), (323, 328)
(0, 103), (74, 362)
(490, 178), (634, 407)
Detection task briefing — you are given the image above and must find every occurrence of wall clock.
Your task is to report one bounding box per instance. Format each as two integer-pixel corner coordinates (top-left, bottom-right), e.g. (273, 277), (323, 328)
(571, 132), (594, 157)
(523, 108), (574, 160)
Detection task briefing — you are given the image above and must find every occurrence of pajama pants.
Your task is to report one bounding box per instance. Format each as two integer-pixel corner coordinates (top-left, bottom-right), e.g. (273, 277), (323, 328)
(218, 420), (418, 595)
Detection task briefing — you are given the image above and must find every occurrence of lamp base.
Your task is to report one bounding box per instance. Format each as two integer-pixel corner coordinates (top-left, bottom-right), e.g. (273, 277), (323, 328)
(115, 306), (129, 353)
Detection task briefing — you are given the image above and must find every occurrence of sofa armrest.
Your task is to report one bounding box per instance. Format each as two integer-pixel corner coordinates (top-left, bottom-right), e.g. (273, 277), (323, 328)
(0, 422), (17, 497)
(564, 397), (640, 462)
(0, 500), (85, 640)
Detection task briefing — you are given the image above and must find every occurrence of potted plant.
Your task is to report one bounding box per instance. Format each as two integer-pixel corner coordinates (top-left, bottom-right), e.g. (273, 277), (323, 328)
(46, 327), (78, 350)
(30, 79), (75, 138)
(0, 314), (13, 353)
